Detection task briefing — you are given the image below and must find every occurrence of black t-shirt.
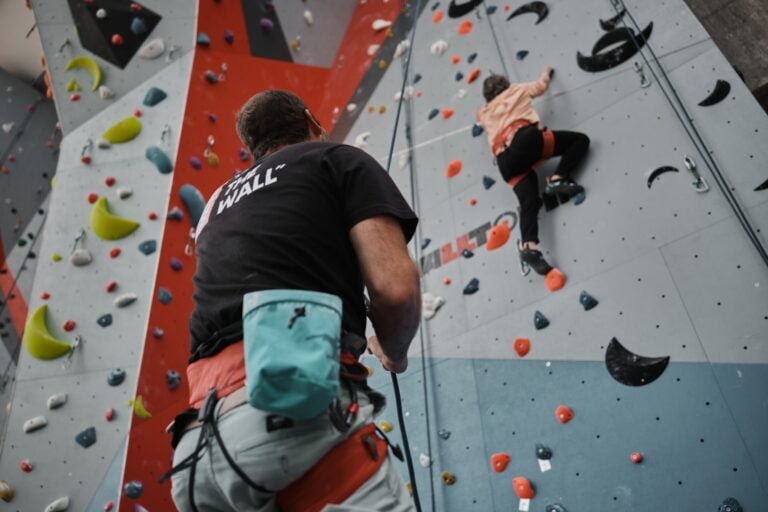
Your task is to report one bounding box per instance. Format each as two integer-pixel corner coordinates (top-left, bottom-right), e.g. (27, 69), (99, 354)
(188, 141), (418, 362)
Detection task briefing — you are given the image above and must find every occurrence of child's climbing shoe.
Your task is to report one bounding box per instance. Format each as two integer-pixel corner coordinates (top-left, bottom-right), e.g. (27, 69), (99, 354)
(543, 178), (584, 198)
(520, 248), (553, 276)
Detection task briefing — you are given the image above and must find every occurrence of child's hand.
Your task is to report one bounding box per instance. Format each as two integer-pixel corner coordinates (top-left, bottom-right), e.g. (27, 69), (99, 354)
(545, 66), (555, 79)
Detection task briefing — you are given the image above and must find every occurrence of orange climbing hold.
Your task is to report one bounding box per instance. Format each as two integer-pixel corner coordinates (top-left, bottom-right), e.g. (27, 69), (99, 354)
(469, 198), (477, 206)
(467, 68), (481, 84)
(513, 337), (530, 357)
(458, 19), (473, 35)
(432, 10), (444, 23)
(491, 452), (511, 473)
(442, 277), (451, 285)
(445, 160), (462, 178)
(545, 268), (566, 292)
(486, 221), (510, 250)
(555, 405), (574, 424)
(512, 476), (535, 499)
(451, 55), (461, 64)
(441, 108), (455, 119)
(630, 452), (643, 463)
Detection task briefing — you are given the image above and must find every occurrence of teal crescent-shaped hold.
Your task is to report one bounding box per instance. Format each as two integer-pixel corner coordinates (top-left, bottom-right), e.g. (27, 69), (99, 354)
(179, 184), (205, 228)
(145, 146), (173, 173)
(143, 87), (167, 107)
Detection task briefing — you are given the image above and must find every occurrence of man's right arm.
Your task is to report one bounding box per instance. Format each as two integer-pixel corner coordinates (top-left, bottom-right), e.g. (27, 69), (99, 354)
(350, 215), (421, 373)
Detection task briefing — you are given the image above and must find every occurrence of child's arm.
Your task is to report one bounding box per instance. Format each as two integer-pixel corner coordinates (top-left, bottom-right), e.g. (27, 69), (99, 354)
(525, 66), (554, 97)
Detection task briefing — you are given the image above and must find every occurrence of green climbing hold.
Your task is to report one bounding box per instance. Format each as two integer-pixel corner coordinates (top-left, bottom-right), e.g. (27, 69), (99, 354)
(90, 197), (140, 240)
(142, 87), (167, 107)
(22, 304), (72, 360)
(102, 117), (142, 144)
(65, 79), (82, 92)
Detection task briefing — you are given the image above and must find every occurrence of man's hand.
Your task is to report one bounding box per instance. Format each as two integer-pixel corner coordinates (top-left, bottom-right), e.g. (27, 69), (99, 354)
(367, 335), (408, 374)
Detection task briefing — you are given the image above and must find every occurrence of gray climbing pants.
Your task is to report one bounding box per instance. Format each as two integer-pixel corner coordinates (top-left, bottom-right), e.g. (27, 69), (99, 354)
(170, 387), (414, 512)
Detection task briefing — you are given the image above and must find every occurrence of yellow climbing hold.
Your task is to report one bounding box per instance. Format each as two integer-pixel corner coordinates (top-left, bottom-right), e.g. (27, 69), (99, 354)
(378, 59), (387, 69)
(51, 252), (62, 262)
(64, 55), (102, 91)
(65, 79), (81, 92)
(22, 304), (72, 360)
(441, 471), (457, 485)
(368, 105), (376, 113)
(102, 116), (142, 144)
(379, 105), (387, 114)
(129, 395), (152, 419)
(378, 420), (393, 432)
(90, 196), (140, 240)
(205, 151), (220, 167)
(405, 483), (413, 495)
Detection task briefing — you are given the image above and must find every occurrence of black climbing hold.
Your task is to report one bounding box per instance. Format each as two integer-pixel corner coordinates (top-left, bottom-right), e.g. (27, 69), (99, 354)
(599, 9), (626, 31)
(698, 79), (731, 107)
(463, 278), (479, 295)
(124, 480), (144, 499)
(471, 123), (484, 137)
(486, 5), (497, 15)
(431, 1), (441, 11)
(573, 191), (586, 205)
(142, 87), (167, 107)
(224, 29), (235, 44)
(546, 505), (568, 512)
(166, 370), (182, 390)
(448, 0), (483, 18)
(516, 50), (529, 60)
(462, 248), (474, 258)
(755, 178), (768, 192)
(76, 426), (97, 448)
(579, 290), (598, 311)
(482, 176), (496, 190)
(534, 310), (549, 330)
(97, 314), (113, 328)
(718, 497), (743, 512)
(421, 238), (431, 250)
(647, 165), (679, 189)
(138, 240), (157, 255)
(108, 368), (126, 386)
(536, 444), (553, 460)
(438, 428), (451, 440)
(577, 24), (653, 73)
(158, 287), (173, 304)
(167, 207), (184, 221)
(507, 1), (549, 24)
(455, 72), (464, 81)
(428, 108), (440, 120)
(414, 73), (422, 83)
(605, 337), (670, 387)
(467, 52), (477, 63)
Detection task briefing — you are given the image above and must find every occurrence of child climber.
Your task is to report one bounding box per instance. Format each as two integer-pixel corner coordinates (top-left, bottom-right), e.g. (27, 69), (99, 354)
(477, 67), (590, 278)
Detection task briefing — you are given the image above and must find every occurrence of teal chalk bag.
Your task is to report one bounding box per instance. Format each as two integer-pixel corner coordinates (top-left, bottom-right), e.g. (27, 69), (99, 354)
(242, 289), (342, 421)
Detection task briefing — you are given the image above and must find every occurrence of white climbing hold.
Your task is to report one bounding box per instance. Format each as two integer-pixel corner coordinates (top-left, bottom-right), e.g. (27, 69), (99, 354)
(398, 152), (409, 169)
(394, 86), (415, 102)
(346, 103), (357, 112)
(70, 248), (93, 267)
(457, 88), (467, 98)
(303, 10), (314, 25)
(367, 44), (380, 56)
(430, 40), (448, 55)
(114, 292), (138, 308)
(98, 85), (114, 99)
(419, 453), (431, 467)
(96, 8), (107, 18)
(138, 38), (165, 59)
(394, 40), (410, 59)
(422, 293), (445, 320)
(1, 122), (14, 133)
(116, 186), (133, 199)
(23, 415), (47, 433)
(354, 132), (371, 149)
(372, 19), (392, 32)
(44, 496), (70, 512)
(47, 393), (67, 410)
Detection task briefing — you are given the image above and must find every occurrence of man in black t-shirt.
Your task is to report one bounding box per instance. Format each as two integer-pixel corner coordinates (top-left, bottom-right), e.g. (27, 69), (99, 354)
(169, 90), (421, 511)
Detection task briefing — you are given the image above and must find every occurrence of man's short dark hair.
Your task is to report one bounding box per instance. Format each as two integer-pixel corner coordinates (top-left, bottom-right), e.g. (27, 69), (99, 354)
(236, 90), (309, 160)
(482, 74), (510, 102)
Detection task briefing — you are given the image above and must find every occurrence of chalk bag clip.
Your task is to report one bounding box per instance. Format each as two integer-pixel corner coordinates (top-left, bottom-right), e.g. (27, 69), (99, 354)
(62, 335), (83, 370)
(684, 155), (709, 193)
(633, 61), (651, 88)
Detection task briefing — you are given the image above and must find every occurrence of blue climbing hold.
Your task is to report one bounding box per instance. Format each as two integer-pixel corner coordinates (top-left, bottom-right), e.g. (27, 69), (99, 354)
(718, 498), (742, 512)
(573, 191), (586, 205)
(196, 32), (211, 47)
(166, 370), (182, 390)
(167, 207), (184, 221)
(414, 73), (422, 84)
(431, 2), (440, 11)
(467, 52), (477, 63)
(421, 238), (431, 250)
(179, 184), (206, 228)
(97, 314), (113, 328)
(482, 176), (496, 189)
(463, 278), (479, 295)
(145, 146), (173, 174)
(579, 290), (598, 311)
(428, 108), (440, 120)
(124, 480), (144, 499)
(142, 87), (167, 107)
(472, 123), (484, 137)
(486, 5), (498, 14)
(455, 72), (464, 81)
(462, 248), (474, 258)
(239, 148), (250, 162)
(152, 327), (164, 339)
(158, 288), (173, 305)
(189, 156), (202, 169)
(204, 70), (218, 84)
(516, 50), (529, 60)
(75, 426), (97, 448)
(138, 240), (157, 255)
(170, 257), (183, 271)
(534, 310), (549, 330)
(224, 30), (235, 44)
(536, 444), (553, 460)
(108, 368), (126, 386)
(130, 17), (148, 36)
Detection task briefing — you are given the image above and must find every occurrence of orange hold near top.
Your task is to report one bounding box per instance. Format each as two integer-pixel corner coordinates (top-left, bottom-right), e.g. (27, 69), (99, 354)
(512, 476), (535, 499)
(432, 10), (444, 23)
(451, 55), (461, 64)
(513, 337), (530, 357)
(458, 19), (473, 35)
(555, 405), (574, 424)
(445, 160), (462, 178)
(491, 452), (511, 473)
(545, 267), (566, 292)
(486, 221), (510, 250)
(441, 108), (455, 119)
(467, 68), (481, 84)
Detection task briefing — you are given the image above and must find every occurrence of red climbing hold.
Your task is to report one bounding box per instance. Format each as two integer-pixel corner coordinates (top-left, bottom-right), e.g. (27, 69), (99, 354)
(70, 93), (81, 101)
(469, 198), (477, 206)
(513, 337), (530, 357)
(130, 2), (143, 10)
(467, 68), (481, 84)
(545, 268), (566, 292)
(458, 19), (473, 35)
(40, 292), (51, 300)
(486, 221), (510, 250)
(445, 160), (462, 178)
(441, 108), (455, 119)
(451, 55), (461, 64)
(491, 452), (511, 473)
(148, 211), (158, 220)
(111, 34), (124, 46)
(105, 280), (117, 293)
(504, 3), (511, 11)
(81, 155), (92, 165)
(63, 320), (76, 332)
(19, 459), (33, 472)
(442, 277), (452, 285)
(109, 248), (121, 259)
(133, 108), (142, 118)
(555, 405), (574, 424)
(512, 476), (535, 499)
(103, 501), (114, 511)
(432, 10), (444, 23)
(105, 176), (116, 187)
(105, 407), (115, 421)
(87, 192), (98, 204)
(630, 452), (643, 463)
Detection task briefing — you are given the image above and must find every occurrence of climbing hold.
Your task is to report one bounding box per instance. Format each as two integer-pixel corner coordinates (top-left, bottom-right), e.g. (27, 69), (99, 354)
(145, 146), (173, 174)
(536, 444), (553, 460)
(148, 212), (158, 220)
(23, 415), (47, 433)
(441, 108), (455, 119)
(428, 108), (440, 120)
(106, 280), (118, 292)
(516, 50), (529, 60)
(98, 85), (114, 99)
(630, 452), (643, 463)
(105, 407), (115, 422)
(507, 1), (549, 24)
(116, 187), (133, 199)
(129, 395), (152, 419)
(372, 19), (392, 32)
(573, 191), (586, 205)
(463, 278), (479, 295)
(430, 40), (448, 55)
(698, 79), (731, 107)
(534, 310), (549, 330)
(142, 87), (167, 107)
(486, 5), (498, 14)
(579, 290), (598, 310)
(0, 481), (13, 502)
(421, 238), (431, 250)
(239, 148), (250, 161)
(70, 93), (81, 101)
(130, 17), (148, 35)
(455, 71), (464, 81)
(451, 55), (461, 64)
(111, 34), (124, 46)
(718, 497), (743, 512)
(65, 56), (102, 91)
(88, 193), (100, 204)
(104, 501), (114, 511)
(97, 314), (113, 327)
(754, 178), (768, 192)
(303, 10), (313, 25)
(41, 292), (51, 300)
(442, 277), (451, 285)
(196, 32), (211, 47)
(440, 471), (456, 485)
(482, 176), (496, 189)
(422, 293), (445, 320)
(23, 305), (72, 360)
(70, 248), (92, 266)
(224, 30), (235, 44)
(260, 17), (274, 31)
(486, 221), (511, 250)
(20, 459), (33, 472)
(394, 40), (410, 59)
(467, 52), (478, 63)
(546, 505), (568, 512)
(438, 428), (451, 440)
(472, 124), (484, 137)
(167, 207), (184, 221)
(105, 176), (116, 187)
(180, 184), (206, 228)
(170, 257), (183, 271)
(158, 287), (173, 304)
(205, 150), (220, 166)
(513, 337), (530, 357)
(605, 337), (670, 386)
(378, 420), (393, 432)
(189, 156), (202, 169)
(114, 293), (137, 308)
(138, 240), (157, 255)
(90, 197), (140, 240)
(47, 393), (67, 409)
(152, 327), (164, 339)
(457, 19), (473, 35)
(446, 160), (462, 178)
(102, 117), (142, 144)
(433, 10), (444, 23)
(108, 368), (126, 386)
(204, 70), (218, 84)
(419, 453), (431, 467)
(467, 68), (481, 84)
(63, 320), (76, 332)
(139, 38), (165, 59)
(577, 24), (653, 73)
(555, 405), (574, 423)
(43, 496), (70, 512)
(75, 426), (97, 448)
(66, 79), (81, 92)
(512, 476), (535, 499)
(166, 370), (182, 390)
(124, 480), (143, 499)
(414, 73), (422, 83)
(491, 452), (511, 473)
(468, 198), (477, 206)
(647, 165), (679, 189)
(544, 268), (566, 292)
(462, 248), (474, 258)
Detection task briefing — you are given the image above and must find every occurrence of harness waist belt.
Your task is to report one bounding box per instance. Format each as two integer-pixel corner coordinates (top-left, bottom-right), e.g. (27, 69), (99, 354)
(493, 119), (532, 155)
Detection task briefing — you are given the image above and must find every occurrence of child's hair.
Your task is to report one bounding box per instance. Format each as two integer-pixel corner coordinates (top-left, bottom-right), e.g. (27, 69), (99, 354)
(482, 74), (511, 102)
